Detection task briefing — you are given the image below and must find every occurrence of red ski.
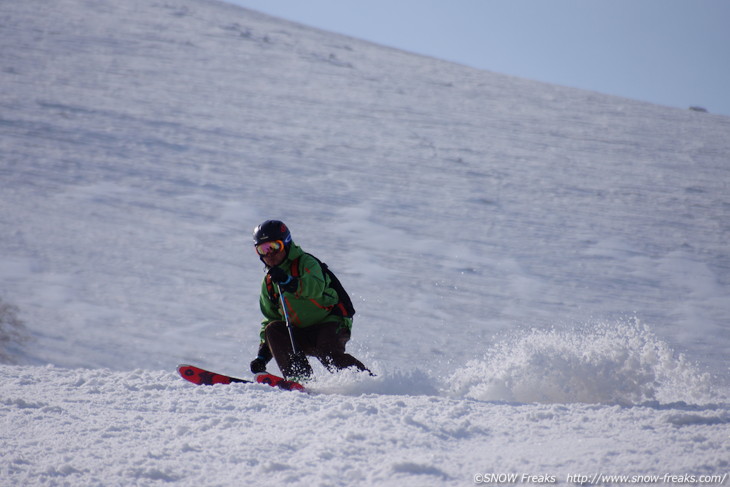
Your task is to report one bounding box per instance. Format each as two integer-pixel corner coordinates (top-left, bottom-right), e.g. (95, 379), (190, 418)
(253, 372), (306, 391)
(177, 364), (305, 391)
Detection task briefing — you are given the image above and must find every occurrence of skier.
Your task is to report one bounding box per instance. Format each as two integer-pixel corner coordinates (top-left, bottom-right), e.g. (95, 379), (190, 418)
(249, 220), (369, 381)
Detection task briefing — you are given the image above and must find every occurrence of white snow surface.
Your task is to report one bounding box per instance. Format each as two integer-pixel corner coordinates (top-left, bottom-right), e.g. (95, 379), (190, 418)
(1, 0), (729, 485)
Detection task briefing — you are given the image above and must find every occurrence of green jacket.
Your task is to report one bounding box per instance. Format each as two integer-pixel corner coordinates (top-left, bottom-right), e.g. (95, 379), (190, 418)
(259, 243), (352, 341)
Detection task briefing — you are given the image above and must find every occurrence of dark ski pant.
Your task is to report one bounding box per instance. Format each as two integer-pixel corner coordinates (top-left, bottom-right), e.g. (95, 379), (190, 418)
(264, 320), (368, 379)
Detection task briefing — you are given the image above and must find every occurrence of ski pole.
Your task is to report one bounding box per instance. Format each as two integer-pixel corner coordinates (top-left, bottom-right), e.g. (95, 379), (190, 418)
(277, 283), (299, 354)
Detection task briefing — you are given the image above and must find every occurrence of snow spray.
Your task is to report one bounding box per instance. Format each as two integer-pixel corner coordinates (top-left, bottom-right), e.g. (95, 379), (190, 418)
(445, 318), (719, 405)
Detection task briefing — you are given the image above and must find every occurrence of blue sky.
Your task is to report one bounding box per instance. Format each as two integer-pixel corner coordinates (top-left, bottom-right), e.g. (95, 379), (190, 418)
(226, 0), (730, 117)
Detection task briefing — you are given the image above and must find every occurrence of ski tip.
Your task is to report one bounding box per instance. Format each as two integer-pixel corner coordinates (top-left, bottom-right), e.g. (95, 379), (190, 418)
(177, 364), (196, 377)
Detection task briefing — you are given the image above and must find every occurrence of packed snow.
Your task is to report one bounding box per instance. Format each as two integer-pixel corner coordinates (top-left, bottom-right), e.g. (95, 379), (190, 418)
(1, 0), (729, 485)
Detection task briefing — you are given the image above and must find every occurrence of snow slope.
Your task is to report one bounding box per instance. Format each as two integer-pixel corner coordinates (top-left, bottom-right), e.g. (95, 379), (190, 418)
(1, 0), (729, 485)
(2, 365), (728, 487)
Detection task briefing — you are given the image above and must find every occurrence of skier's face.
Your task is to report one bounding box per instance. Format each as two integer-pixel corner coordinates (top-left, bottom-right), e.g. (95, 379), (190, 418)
(259, 245), (286, 268)
(256, 240), (287, 267)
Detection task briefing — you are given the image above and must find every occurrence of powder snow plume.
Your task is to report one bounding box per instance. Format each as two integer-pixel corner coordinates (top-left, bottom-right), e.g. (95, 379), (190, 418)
(446, 318), (720, 405)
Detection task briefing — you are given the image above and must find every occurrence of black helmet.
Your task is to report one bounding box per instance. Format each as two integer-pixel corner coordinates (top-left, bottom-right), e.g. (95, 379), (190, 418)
(253, 220), (292, 247)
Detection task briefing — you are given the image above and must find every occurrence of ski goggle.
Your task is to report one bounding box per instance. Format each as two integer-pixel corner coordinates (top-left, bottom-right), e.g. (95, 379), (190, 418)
(255, 240), (284, 256)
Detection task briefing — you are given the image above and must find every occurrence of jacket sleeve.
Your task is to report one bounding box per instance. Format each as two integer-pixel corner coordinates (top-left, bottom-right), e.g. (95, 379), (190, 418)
(259, 280), (280, 341)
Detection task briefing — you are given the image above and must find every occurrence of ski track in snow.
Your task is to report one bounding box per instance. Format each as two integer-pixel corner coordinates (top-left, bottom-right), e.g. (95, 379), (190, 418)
(1, 0), (730, 484)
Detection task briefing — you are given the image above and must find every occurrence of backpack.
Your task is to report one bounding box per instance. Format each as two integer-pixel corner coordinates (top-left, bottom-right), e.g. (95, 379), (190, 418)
(266, 253), (355, 318)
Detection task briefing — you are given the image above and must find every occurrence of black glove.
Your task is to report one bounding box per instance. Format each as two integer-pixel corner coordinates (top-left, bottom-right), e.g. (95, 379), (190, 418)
(250, 357), (267, 374)
(268, 267), (298, 293)
(250, 342), (273, 374)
